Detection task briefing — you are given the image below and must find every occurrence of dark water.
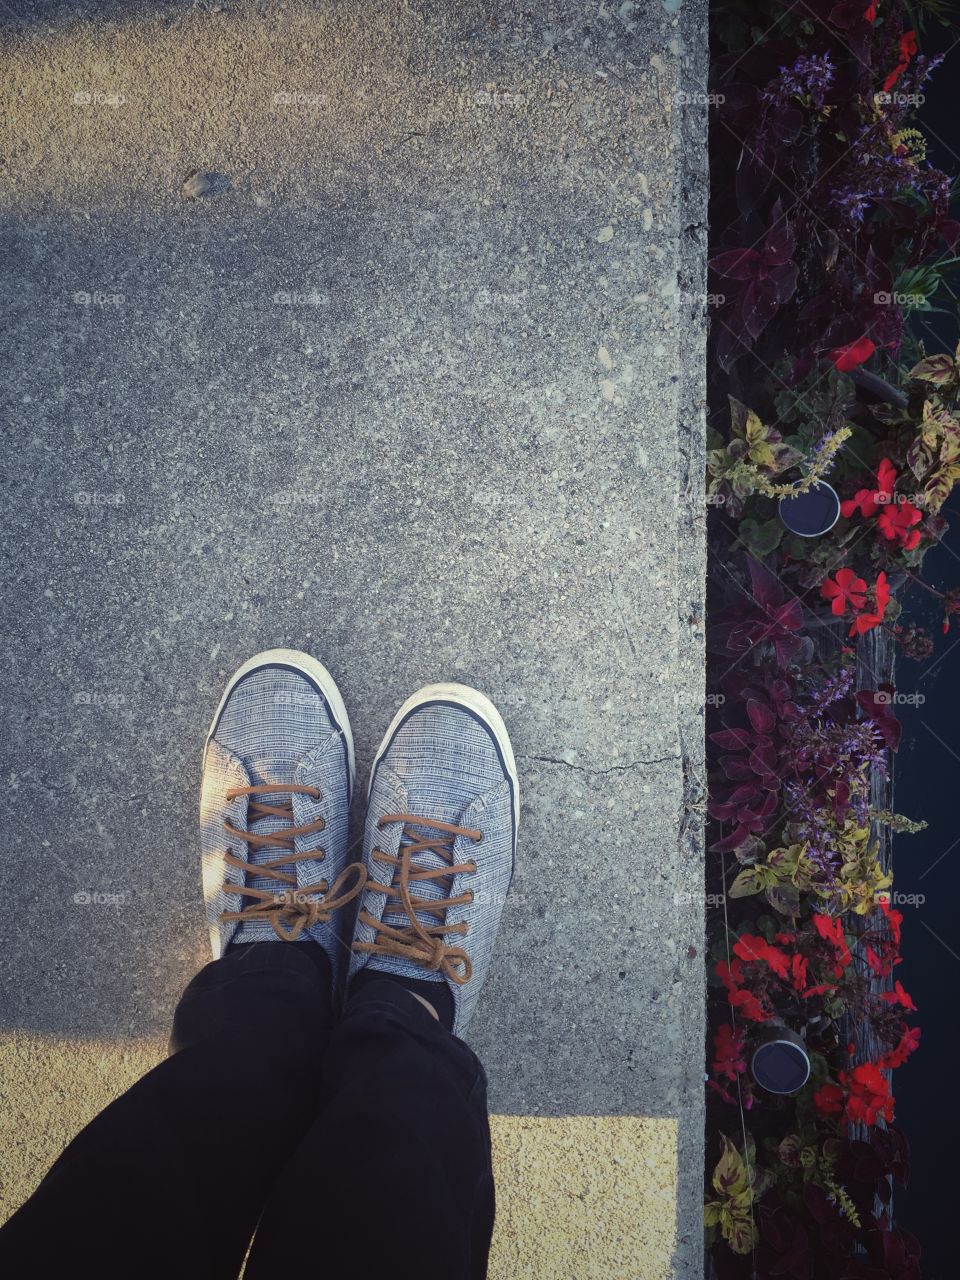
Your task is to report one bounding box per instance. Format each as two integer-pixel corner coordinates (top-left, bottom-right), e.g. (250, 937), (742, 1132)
(880, 23), (959, 1276)
(886, 520), (959, 1280)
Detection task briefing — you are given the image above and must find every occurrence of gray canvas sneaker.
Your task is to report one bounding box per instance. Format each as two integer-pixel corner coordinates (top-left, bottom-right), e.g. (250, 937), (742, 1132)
(200, 649), (366, 979)
(349, 684), (519, 1037)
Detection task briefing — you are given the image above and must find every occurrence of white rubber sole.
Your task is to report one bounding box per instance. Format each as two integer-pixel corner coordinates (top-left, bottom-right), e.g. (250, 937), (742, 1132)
(202, 647), (356, 793)
(368, 682), (520, 836)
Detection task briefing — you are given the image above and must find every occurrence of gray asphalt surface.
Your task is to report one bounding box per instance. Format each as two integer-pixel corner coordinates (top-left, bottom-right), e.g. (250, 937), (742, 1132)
(0, 1), (707, 1270)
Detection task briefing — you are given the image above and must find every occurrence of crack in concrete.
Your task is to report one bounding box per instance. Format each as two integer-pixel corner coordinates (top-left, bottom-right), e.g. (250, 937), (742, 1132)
(519, 752), (681, 776)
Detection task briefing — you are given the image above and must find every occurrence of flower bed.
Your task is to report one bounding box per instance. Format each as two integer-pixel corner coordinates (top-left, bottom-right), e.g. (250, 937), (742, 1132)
(704, 3), (959, 1276)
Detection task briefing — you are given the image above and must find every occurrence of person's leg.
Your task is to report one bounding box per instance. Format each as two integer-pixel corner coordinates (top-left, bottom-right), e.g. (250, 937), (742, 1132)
(246, 978), (495, 1280)
(247, 683), (519, 1280)
(0, 943), (335, 1280)
(0, 649), (365, 1280)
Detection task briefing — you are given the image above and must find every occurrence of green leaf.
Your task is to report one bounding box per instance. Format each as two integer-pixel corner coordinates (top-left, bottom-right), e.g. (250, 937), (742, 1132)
(924, 465), (960, 513)
(765, 880), (801, 917)
(744, 410), (768, 446)
(706, 424), (725, 451)
(910, 353), (958, 386)
(727, 1210), (758, 1255)
(907, 435), (933, 482)
(713, 1135), (751, 1196)
(738, 516), (784, 557)
(728, 396), (750, 440)
(729, 867), (767, 898)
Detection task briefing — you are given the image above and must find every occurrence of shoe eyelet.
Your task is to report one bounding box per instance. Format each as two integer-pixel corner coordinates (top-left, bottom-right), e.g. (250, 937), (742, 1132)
(468, 861), (478, 874)
(466, 891), (475, 904)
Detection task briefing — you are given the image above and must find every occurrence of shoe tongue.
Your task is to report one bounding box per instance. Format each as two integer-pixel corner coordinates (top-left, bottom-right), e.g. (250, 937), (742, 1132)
(243, 765), (301, 893)
(383, 817), (458, 931)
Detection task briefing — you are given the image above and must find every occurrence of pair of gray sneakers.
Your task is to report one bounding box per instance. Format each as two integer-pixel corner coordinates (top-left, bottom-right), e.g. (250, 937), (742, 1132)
(200, 649), (519, 1036)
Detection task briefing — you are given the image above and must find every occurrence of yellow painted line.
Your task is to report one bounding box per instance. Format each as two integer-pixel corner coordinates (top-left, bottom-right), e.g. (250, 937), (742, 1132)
(1, 1035), (678, 1277)
(489, 1114), (678, 1279)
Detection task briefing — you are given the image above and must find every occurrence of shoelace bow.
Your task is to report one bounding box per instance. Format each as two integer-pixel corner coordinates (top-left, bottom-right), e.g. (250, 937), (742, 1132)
(353, 812), (481, 985)
(220, 783), (366, 942)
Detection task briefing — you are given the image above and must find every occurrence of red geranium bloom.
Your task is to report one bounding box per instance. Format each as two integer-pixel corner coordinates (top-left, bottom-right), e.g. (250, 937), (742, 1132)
(864, 0), (878, 20)
(813, 913), (852, 974)
(879, 1026), (921, 1069)
(877, 500), (923, 551)
(733, 933), (791, 979)
(813, 1082), (844, 1115)
(712, 1023), (747, 1081)
(802, 982), (837, 999)
(715, 958), (745, 994)
(883, 30), (917, 94)
(880, 980), (917, 1011)
(790, 953), (808, 993)
(844, 1063), (894, 1125)
(841, 458), (897, 519)
(875, 571), (891, 613)
(849, 612), (881, 636)
(830, 336), (876, 372)
(878, 897), (903, 945)
(729, 988), (772, 1022)
(821, 567), (868, 616)
(847, 571), (893, 636)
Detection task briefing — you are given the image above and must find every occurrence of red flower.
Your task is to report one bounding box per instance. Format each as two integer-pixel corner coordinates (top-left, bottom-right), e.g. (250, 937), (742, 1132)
(712, 1023), (747, 1081)
(849, 612), (881, 636)
(876, 500), (923, 551)
(875, 571), (891, 614)
(883, 30), (917, 94)
(733, 933), (791, 979)
(841, 458), (897, 519)
(864, 0), (878, 19)
(880, 980), (917, 1012)
(813, 912), (852, 975)
(879, 1026), (921, 1069)
(802, 982), (837, 999)
(791, 953), (808, 993)
(843, 489), (877, 519)
(821, 567), (868, 617)
(878, 897), (903, 945)
(813, 1082), (844, 1115)
(830, 336), (876, 372)
(729, 988), (772, 1022)
(849, 574), (890, 635)
(844, 1063), (894, 1125)
(715, 958), (745, 994)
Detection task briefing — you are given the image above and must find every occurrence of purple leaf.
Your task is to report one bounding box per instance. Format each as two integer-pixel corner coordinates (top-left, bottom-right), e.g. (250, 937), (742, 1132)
(746, 698), (777, 734)
(709, 247), (762, 279)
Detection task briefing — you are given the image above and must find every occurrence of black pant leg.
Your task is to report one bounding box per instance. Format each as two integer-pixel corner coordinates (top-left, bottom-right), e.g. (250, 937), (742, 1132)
(245, 979), (496, 1280)
(0, 943), (335, 1280)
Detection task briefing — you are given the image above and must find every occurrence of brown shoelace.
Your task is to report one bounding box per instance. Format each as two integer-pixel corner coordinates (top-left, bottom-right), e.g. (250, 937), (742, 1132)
(353, 812), (481, 984)
(220, 783), (367, 942)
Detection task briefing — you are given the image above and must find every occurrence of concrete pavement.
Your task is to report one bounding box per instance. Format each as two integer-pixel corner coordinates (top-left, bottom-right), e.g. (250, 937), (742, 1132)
(0, 2), (707, 1272)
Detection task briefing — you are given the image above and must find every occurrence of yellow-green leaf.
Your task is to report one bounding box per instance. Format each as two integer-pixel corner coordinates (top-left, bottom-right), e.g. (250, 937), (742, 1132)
(910, 354), (958, 386)
(713, 1134), (750, 1197)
